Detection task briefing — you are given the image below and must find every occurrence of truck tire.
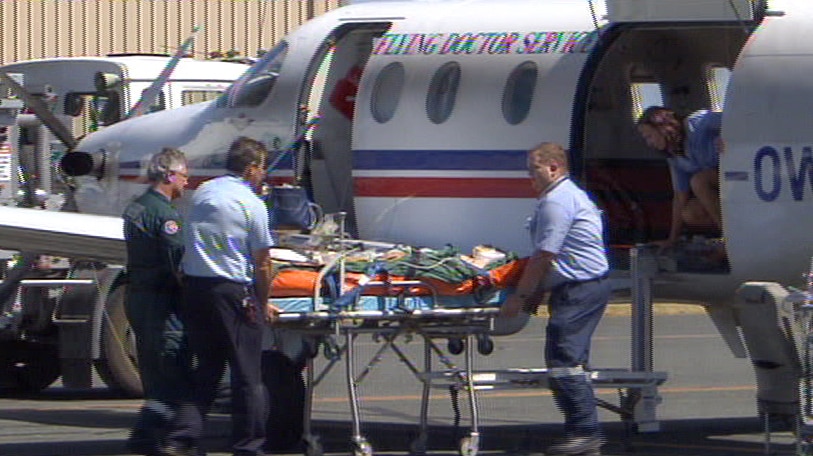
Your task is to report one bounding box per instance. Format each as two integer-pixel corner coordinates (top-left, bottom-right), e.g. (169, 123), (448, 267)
(0, 341), (60, 394)
(94, 283), (143, 397)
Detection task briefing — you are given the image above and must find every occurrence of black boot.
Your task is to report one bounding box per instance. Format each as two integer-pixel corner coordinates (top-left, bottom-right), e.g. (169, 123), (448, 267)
(127, 406), (172, 455)
(545, 434), (603, 456)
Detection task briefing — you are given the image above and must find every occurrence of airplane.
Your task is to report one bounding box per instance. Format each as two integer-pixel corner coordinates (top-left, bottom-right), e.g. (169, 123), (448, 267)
(0, 0), (807, 432)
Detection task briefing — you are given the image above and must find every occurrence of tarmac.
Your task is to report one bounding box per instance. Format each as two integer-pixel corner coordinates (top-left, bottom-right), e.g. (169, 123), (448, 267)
(0, 307), (804, 456)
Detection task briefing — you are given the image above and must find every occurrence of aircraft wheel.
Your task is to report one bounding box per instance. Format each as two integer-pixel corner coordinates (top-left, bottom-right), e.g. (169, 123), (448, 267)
(0, 341), (61, 394)
(95, 282), (143, 397)
(447, 338), (464, 355)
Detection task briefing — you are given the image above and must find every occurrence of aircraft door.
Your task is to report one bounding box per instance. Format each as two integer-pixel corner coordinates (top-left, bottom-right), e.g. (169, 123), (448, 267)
(300, 23), (391, 236)
(721, 3), (813, 282)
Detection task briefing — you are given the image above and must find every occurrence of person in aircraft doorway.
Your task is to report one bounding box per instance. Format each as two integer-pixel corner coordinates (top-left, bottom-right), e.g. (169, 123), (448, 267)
(122, 147), (192, 456)
(501, 142), (611, 456)
(636, 106), (725, 258)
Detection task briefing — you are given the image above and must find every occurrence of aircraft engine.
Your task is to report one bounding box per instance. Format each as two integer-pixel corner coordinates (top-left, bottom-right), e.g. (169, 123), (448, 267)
(59, 150), (108, 179)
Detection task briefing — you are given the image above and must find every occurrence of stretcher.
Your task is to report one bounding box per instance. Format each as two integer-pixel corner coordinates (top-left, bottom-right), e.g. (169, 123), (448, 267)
(268, 233), (517, 456)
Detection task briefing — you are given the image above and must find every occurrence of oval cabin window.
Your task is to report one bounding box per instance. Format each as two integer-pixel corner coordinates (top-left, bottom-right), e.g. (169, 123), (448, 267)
(502, 61), (538, 125)
(371, 62), (405, 124)
(426, 62), (461, 124)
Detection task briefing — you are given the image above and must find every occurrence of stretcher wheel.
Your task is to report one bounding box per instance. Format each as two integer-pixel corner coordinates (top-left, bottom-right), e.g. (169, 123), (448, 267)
(353, 439), (373, 456)
(447, 338), (464, 355)
(304, 436), (323, 456)
(458, 434), (479, 456)
(476, 335), (494, 355)
(323, 336), (340, 360)
(409, 433), (428, 455)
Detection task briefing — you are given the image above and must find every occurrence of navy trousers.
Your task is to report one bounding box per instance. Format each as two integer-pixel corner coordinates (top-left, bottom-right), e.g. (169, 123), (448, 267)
(124, 289), (191, 406)
(545, 277), (611, 437)
(167, 277), (268, 456)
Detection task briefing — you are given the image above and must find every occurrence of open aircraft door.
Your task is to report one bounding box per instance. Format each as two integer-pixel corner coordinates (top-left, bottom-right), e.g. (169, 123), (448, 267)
(720, 1), (813, 286)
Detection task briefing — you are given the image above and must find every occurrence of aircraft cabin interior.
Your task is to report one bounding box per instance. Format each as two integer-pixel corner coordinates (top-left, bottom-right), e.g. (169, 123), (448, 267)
(578, 23), (750, 275)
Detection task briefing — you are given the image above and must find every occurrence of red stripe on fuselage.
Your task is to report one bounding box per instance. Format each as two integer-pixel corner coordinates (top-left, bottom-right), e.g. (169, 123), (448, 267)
(353, 177), (536, 198)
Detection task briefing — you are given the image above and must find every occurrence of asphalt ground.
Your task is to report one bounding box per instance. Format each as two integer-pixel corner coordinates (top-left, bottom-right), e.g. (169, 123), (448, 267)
(0, 307), (802, 456)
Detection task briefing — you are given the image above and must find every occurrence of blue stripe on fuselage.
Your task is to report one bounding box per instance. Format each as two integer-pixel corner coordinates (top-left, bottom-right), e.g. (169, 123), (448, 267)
(352, 149), (528, 170)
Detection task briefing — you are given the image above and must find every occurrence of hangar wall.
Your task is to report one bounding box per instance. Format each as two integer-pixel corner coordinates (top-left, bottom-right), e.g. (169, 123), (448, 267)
(0, 0), (344, 65)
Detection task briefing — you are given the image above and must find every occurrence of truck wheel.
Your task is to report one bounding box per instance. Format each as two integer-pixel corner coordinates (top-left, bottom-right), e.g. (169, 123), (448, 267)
(0, 341), (60, 394)
(94, 283), (143, 397)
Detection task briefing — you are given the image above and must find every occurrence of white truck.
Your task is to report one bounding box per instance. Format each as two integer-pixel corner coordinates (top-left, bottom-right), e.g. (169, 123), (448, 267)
(0, 55), (248, 394)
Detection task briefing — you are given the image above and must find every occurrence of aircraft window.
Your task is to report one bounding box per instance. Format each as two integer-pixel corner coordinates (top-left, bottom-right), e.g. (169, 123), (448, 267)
(370, 62), (405, 124)
(182, 90), (223, 106)
(502, 61), (538, 125)
(707, 66), (731, 112)
(631, 81), (664, 121)
(426, 62), (461, 124)
(224, 41), (288, 108)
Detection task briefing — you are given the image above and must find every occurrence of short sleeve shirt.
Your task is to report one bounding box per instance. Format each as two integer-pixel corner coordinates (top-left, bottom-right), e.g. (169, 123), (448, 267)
(528, 178), (609, 286)
(668, 110), (722, 193)
(122, 188), (184, 290)
(182, 175), (274, 283)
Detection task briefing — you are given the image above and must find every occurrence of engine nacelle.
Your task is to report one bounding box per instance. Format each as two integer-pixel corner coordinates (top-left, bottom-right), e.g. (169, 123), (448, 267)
(60, 150), (108, 179)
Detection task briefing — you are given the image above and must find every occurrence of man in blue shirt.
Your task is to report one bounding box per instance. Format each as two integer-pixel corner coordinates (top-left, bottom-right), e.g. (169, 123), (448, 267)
(161, 137), (280, 456)
(501, 142), (611, 456)
(637, 106), (723, 250)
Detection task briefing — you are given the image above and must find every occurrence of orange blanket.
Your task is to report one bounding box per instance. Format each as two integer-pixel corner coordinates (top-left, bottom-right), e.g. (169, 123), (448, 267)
(270, 258), (527, 298)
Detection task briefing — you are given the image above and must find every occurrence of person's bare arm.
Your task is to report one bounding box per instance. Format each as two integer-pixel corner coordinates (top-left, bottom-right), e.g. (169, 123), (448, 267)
(500, 250), (555, 317)
(662, 191), (690, 248)
(253, 248), (280, 322)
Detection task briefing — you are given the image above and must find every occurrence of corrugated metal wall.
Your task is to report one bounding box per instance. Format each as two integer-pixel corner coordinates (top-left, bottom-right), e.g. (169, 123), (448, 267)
(0, 0), (344, 66)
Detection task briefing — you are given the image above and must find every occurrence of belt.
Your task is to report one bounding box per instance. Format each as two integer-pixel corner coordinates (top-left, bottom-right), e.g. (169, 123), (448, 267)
(576, 272), (609, 284)
(553, 272), (609, 293)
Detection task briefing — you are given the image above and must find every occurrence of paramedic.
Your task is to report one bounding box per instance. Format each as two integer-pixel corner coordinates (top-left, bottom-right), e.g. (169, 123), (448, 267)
(500, 142), (611, 456)
(636, 106), (723, 250)
(122, 147), (192, 456)
(162, 137), (280, 456)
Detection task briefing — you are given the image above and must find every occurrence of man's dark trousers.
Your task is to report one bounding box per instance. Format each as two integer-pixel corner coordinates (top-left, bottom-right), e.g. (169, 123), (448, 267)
(545, 277), (611, 438)
(125, 289), (189, 406)
(168, 277), (269, 456)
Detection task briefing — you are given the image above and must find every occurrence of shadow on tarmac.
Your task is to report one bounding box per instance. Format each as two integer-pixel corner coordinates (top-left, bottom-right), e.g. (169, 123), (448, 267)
(0, 412), (793, 456)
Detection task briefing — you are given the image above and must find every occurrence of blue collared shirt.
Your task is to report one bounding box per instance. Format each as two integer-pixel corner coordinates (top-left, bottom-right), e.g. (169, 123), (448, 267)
(528, 177), (609, 286)
(668, 110), (722, 193)
(182, 175), (274, 283)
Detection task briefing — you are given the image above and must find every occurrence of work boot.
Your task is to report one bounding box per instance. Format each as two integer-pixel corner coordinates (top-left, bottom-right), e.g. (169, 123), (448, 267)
(545, 434), (603, 456)
(156, 441), (199, 456)
(127, 404), (173, 455)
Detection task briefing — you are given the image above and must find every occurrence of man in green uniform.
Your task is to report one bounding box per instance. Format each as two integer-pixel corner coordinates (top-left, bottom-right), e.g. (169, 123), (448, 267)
(122, 147), (191, 455)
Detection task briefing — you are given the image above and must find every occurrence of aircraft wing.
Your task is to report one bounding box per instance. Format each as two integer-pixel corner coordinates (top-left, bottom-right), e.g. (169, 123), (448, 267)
(0, 206), (125, 264)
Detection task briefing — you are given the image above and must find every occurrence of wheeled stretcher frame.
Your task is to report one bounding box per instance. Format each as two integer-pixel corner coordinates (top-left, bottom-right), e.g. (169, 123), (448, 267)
(269, 233), (670, 455)
(275, 281), (501, 456)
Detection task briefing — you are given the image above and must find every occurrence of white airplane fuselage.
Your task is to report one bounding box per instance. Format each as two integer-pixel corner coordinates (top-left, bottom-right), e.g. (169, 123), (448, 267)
(68, 0), (813, 304)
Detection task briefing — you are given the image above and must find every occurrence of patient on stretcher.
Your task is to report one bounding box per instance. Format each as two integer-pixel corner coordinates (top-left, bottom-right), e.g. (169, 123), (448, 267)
(267, 242), (527, 307)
